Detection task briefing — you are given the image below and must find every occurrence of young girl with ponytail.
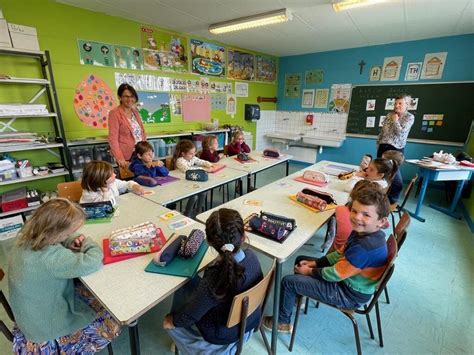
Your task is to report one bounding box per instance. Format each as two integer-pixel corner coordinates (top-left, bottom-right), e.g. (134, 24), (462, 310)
(163, 208), (263, 354)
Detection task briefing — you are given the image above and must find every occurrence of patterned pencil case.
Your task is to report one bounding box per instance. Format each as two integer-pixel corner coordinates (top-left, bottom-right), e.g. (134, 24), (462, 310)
(338, 171), (355, 180)
(109, 221), (157, 256)
(260, 211), (296, 231)
(296, 191), (328, 211)
(248, 215), (288, 241)
(237, 152), (249, 161)
(178, 229), (205, 259)
(152, 233), (186, 266)
(302, 170), (328, 184)
(134, 175), (160, 187)
(263, 149), (280, 158)
(185, 169), (208, 182)
(301, 188), (337, 205)
(80, 201), (114, 219)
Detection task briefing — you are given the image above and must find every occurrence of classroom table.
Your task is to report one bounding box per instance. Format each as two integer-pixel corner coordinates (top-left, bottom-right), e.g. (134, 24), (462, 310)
(197, 160), (352, 353)
(141, 166), (248, 207)
(79, 192), (217, 355)
(406, 159), (474, 222)
(220, 151), (293, 193)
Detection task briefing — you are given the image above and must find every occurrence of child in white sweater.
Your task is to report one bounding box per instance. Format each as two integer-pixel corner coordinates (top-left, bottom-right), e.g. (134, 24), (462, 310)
(171, 140), (213, 218)
(344, 158), (398, 193)
(80, 161), (145, 207)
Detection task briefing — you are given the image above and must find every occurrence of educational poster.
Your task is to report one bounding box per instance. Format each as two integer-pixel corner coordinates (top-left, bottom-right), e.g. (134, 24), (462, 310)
(404, 62), (422, 81)
(0, 215), (23, 241)
(114, 46), (143, 70)
(78, 40), (114, 67)
(381, 56), (403, 81)
(369, 66), (382, 81)
(366, 116), (375, 128)
(200, 77), (210, 94)
(226, 94), (237, 115)
(210, 81), (233, 94)
(171, 78), (187, 92)
(301, 89), (315, 108)
(140, 26), (188, 72)
(190, 39), (225, 77)
(408, 97), (419, 110)
(227, 49), (255, 81)
(305, 69), (324, 84)
(136, 91), (171, 124)
(186, 79), (201, 93)
(115, 72), (171, 91)
(379, 115), (386, 127)
(328, 84), (352, 113)
(73, 74), (117, 129)
(366, 99), (376, 111)
(385, 98), (395, 110)
(142, 49), (161, 70)
(284, 73), (301, 98)
(255, 55), (277, 83)
(314, 88), (329, 108)
(235, 82), (249, 97)
(169, 94), (182, 115)
(182, 94), (211, 122)
(422, 114), (444, 133)
(211, 94), (226, 110)
(421, 52), (447, 80)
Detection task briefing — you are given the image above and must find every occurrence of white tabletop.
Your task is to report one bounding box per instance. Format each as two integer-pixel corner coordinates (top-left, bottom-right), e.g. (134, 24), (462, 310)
(197, 160), (352, 262)
(79, 193), (217, 325)
(142, 167), (248, 205)
(219, 151), (292, 174)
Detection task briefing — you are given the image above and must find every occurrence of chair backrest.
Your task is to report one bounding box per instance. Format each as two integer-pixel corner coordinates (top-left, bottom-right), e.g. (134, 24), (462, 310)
(57, 181), (83, 202)
(398, 174), (418, 210)
(394, 212), (411, 242)
(165, 156), (174, 170)
(118, 165), (135, 179)
(226, 259), (276, 328)
(223, 145), (229, 156)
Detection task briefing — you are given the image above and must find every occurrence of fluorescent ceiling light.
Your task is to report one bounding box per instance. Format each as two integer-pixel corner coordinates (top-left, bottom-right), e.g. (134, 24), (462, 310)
(333, 0), (386, 12)
(209, 8), (292, 34)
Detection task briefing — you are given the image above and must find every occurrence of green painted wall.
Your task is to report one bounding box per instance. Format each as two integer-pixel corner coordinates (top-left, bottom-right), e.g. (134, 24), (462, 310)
(0, 0), (277, 193)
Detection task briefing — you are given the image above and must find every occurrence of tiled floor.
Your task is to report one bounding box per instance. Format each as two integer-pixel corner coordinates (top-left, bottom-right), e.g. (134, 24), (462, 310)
(1, 162), (473, 354)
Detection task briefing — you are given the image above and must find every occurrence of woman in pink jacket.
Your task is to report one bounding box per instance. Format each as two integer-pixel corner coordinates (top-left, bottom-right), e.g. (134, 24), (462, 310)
(108, 84), (146, 168)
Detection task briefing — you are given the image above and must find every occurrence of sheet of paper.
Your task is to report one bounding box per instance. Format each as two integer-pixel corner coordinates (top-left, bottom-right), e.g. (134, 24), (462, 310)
(160, 211), (180, 221)
(168, 217), (195, 230)
(243, 199), (263, 206)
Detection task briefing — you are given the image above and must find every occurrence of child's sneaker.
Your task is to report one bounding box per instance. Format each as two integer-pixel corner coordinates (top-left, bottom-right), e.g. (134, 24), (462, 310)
(262, 316), (293, 334)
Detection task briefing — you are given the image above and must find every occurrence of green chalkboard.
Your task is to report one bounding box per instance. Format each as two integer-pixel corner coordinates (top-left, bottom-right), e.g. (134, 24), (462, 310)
(347, 82), (474, 143)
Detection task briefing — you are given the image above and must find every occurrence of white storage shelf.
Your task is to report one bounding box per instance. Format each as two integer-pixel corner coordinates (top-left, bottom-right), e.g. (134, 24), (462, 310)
(0, 205), (38, 218)
(0, 142), (63, 153)
(0, 77), (49, 84)
(0, 171), (69, 186)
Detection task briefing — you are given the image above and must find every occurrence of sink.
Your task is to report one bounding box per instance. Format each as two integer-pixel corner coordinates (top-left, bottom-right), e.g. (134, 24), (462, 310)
(302, 135), (345, 148)
(266, 132), (302, 141)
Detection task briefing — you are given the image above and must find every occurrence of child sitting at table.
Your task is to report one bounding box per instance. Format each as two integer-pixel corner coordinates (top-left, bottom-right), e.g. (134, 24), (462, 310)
(8, 198), (121, 353)
(200, 135), (224, 163)
(381, 150), (405, 204)
(80, 160), (145, 206)
(129, 141), (169, 177)
(227, 130), (251, 156)
(163, 208), (263, 354)
(263, 184), (390, 333)
(344, 158), (398, 193)
(171, 139), (213, 218)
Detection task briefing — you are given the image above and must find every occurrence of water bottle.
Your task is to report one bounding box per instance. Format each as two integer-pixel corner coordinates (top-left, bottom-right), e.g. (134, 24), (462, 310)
(158, 139), (166, 157)
(152, 140), (160, 155)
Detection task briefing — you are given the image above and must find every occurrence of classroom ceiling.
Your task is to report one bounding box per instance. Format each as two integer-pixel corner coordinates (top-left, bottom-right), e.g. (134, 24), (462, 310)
(57, 0), (474, 56)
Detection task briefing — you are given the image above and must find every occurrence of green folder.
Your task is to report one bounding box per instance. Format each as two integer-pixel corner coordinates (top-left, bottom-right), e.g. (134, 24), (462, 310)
(144, 241), (209, 278)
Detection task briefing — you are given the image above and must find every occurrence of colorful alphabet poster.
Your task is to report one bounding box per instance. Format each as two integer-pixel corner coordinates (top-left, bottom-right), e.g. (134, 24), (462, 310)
(255, 55), (277, 83)
(73, 74), (117, 129)
(78, 40), (114, 67)
(137, 91), (171, 124)
(114, 46), (143, 70)
(227, 49), (255, 81)
(140, 26), (188, 72)
(190, 39), (225, 77)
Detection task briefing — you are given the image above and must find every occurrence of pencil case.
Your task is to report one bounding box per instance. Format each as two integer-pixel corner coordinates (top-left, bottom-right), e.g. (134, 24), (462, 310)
(248, 215), (287, 241)
(296, 191), (327, 211)
(263, 149), (280, 158)
(152, 233), (186, 266)
(109, 221), (157, 256)
(301, 188), (337, 205)
(80, 201), (114, 219)
(237, 152), (250, 161)
(338, 171), (355, 180)
(185, 169), (208, 182)
(134, 175), (160, 187)
(260, 211), (296, 231)
(302, 170), (328, 184)
(178, 229), (205, 259)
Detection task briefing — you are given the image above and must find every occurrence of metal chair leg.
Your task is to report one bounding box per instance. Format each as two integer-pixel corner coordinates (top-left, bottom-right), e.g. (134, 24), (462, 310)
(289, 296), (303, 352)
(364, 305), (374, 340)
(259, 326), (272, 355)
(304, 297), (309, 314)
(342, 312), (362, 355)
(107, 343), (114, 355)
(384, 287), (390, 304)
(375, 301), (384, 347)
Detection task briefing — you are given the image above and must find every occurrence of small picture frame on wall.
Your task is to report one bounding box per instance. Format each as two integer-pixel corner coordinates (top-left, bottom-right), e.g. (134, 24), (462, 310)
(369, 66), (382, 81)
(301, 89), (315, 108)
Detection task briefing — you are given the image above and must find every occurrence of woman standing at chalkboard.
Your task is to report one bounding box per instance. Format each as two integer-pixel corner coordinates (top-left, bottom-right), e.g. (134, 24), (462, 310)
(377, 94), (414, 204)
(376, 94), (414, 157)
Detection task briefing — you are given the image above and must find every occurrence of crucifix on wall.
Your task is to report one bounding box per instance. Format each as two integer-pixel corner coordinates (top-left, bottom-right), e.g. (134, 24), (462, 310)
(358, 60), (366, 74)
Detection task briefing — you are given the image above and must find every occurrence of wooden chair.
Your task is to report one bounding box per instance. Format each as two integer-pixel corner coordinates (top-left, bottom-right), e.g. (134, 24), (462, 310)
(290, 236), (398, 355)
(390, 174), (418, 234)
(57, 181), (83, 202)
(118, 165), (135, 180)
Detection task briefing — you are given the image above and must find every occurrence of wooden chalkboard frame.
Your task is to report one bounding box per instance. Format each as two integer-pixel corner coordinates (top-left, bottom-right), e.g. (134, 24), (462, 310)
(347, 82), (474, 144)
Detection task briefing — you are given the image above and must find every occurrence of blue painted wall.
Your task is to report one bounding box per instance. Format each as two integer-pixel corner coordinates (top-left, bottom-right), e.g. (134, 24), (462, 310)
(277, 34), (474, 180)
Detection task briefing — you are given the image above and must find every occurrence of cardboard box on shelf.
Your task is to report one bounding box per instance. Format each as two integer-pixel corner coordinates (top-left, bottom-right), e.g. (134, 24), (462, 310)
(0, 19), (12, 48)
(8, 23), (39, 51)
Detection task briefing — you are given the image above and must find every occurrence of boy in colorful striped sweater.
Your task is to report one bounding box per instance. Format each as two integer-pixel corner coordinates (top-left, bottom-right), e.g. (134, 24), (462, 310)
(263, 184), (390, 333)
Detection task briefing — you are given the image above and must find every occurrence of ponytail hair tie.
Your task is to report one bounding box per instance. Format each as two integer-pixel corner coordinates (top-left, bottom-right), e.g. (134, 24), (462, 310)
(221, 243), (235, 253)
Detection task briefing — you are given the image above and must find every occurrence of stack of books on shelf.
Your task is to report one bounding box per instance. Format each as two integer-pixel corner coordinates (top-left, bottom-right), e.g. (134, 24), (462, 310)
(0, 132), (48, 150)
(0, 103), (49, 116)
